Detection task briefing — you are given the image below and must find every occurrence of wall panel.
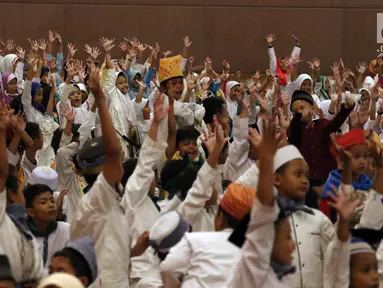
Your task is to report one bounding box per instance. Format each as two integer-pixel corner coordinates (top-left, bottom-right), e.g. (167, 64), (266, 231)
(0, 0), (382, 74)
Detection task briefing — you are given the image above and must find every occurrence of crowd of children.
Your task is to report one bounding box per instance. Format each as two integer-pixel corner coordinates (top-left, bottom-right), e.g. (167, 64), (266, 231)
(0, 30), (383, 287)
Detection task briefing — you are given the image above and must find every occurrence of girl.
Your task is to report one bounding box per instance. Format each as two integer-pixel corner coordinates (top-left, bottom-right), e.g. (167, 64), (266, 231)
(225, 81), (240, 121)
(101, 37), (137, 160)
(1, 73), (18, 104)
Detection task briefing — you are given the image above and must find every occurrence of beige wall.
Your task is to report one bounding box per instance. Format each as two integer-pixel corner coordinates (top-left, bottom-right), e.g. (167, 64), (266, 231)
(1, 0), (383, 74)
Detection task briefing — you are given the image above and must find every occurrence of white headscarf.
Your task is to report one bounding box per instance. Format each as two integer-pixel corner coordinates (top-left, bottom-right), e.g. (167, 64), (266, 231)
(0, 54), (18, 73)
(363, 76), (375, 92)
(135, 98), (151, 144)
(225, 81), (240, 120)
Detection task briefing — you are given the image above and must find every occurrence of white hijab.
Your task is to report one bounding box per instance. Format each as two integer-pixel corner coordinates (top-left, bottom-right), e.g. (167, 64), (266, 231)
(0, 54), (18, 73)
(225, 81), (240, 120)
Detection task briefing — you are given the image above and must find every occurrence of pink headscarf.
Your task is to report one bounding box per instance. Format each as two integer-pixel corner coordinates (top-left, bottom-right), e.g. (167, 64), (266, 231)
(0, 73), (17, 104)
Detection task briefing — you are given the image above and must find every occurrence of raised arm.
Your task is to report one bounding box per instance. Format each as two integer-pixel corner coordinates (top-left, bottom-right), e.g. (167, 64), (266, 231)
(266, 34), (277, 75)
(89, 66), (123, 186)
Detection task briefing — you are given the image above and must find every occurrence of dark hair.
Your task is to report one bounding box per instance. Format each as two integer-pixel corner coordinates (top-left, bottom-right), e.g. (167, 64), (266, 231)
(160, 159), (189, 185)
(202, 97), (225, 124)
(218, 206), (241, 229)
(24, 184), (53, 208)
(275, 162), (290, 175)
(6, 173), (20, 195)
(25, 122), (41, 141)
(51, 125), (81, 154)
(176, 127), (199, 147)
(53, 248), (92, 284)
(82, 174), (98, 188)
(121, 159), (138, 187)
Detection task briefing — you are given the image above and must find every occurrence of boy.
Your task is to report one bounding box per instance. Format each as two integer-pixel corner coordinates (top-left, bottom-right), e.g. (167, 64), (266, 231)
(24, 183), (70, 271)
(321, 128), (372, 223)
(288, 90), (354, 207)
(160, 183), (255, 287)
(0, 103), (44, 285)
(48, 236), (97, 287)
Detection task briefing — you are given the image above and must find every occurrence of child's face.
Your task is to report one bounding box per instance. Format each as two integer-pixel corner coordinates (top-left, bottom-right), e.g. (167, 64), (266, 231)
(230, 85), (240, 101)
(275, 159), (310, 200)
(143, 103), (151, 120)
(69, 87), (82, 108)
(116, 75), (129, 94)
(350, 253), (379, 288)
(300, 79), (312, 94)
(291, 100), (315, 123)
(166, 77), (184, 100)
(279, 58), (289, 70)
(324, 78), (331, 91)
(272, 217), (295, 266)
(34, 131), (44, 150)
(178, 139), (198, 160)
(27, 191), (57, 222)
(34, 87), (44, 104)
(132, 74), (142, 89)
(49, 255), (76, 275)
(348, 144), (369, 178)
(6, 78), (17, 95)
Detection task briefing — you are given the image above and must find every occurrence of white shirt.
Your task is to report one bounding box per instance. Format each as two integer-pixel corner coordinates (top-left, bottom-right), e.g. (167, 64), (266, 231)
(0, 190), (44, 283)
(161, 229), (241, 287)
(70, 173), (133, 287)
(34, 221), (70, 273)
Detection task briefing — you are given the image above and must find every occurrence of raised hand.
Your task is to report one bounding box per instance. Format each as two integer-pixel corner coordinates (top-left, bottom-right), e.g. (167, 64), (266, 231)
(265, 34), (276, 45)
(27, 53), (38, 73)
(38, 39), (47, 51)
(330, 133), (353, 164)
(137, 43), (147, 52)
(48, 30), (55, 43)
(290, 53), (301, 65)
(55, 189), (68, 211)
(65, 61), (77, 77)
(202, 124), (215, 155)
(186, 74), (197, 91)
(258, 119), (281, 160)
(129, 37), (139, 48)
(247, 127), (262, 150)
(327, 184), (361, 222)
(54, 32), (62, 44)
(188, 56), (195, 64)
(183, 36), (192, 48)
(292, 34), (300, 46)
(128, 46), (138, 59)
(356, 61), (367, 74)
(331, 61), (340, 76)
(0, 100), (13, 132)
(153, 92), (169, 123)
(28, 39), (39, 53)
(67, 43), (77, 57)
(15, 46), (25, 62)
(162, 50), (173, 58)
(136, 80), (146, 90)
(5, 39), (15, 52)
(277, 107), (290, 129)
(99, 37), (115, 53)
(88, 66), (101, 95)
(60, 103), (75, 122)
(11, 112), (27, 134)
(119, 41), (129, 53)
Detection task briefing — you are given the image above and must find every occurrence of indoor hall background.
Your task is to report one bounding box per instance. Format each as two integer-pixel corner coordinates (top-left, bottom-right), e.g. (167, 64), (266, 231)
(0, 0), (382, 74)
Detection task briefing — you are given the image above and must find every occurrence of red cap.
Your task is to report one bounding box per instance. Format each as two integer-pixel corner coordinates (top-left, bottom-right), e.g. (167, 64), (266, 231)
(330, 128), (367, 159)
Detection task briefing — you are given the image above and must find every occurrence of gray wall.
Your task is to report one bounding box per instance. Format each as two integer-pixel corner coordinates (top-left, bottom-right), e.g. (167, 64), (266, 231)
(1, 0), (383, 74)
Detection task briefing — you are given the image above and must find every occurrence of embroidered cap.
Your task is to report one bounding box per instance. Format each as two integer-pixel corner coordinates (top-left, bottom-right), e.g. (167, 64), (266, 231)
(220, 183), (256, 221)
(29, 166), (58, 191)
(158, 55), (183, 84)
(274, 145), (305, 172)
(350, 237), (374, 255)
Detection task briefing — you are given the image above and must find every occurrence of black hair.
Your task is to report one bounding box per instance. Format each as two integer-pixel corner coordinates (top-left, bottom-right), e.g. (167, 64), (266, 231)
(6, 173), (20, 195)
(24, 184), (53, 208)
(51, 125), (81, 154)
(159, 76), (183, 93)
(275, 162), (290, 175)
(121, 159), (138, 187)
(82, 174), (98, 188)
(202, 97), (225, 124)
(25, 122), (41, 141)
(218, 206), (241, 229)
(176, 127), (199, 147)
(52, 248), (92, 285)
(160, 159), (189, 185)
